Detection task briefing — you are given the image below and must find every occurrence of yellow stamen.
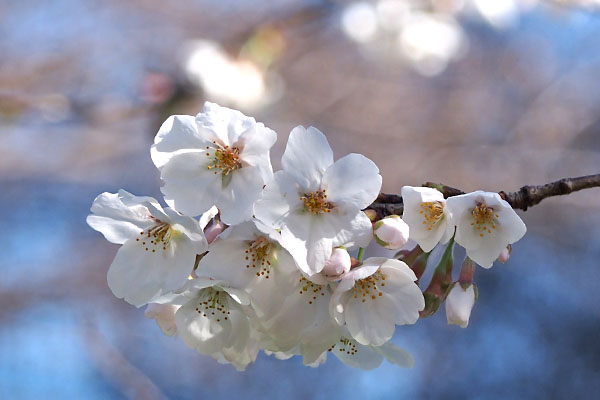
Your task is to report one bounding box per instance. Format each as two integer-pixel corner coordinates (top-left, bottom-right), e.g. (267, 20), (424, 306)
(300, 189), (334, 215)
(471, 202), (497, 237)
(419, 201), (444, 231)
(205, 141), (242, 176)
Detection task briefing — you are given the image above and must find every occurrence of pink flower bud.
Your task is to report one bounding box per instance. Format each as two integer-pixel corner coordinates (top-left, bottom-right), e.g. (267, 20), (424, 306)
(497, 246), (511, 263)
(374, 215), (409, 250)
(322, 247), (351, 279)
(144, 303), (180, 336)
(445, 283), (476, 328)
(204, 221), (226, 244)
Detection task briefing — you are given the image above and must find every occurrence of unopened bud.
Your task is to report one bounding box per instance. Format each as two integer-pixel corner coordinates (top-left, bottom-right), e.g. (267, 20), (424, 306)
(145, 303), (180, 336)
(363, 209), (378, 222)
(204, 220), (226, 244)
(497, 245), (511, 263)
(445, 283), (476, 328)
(322, 247), (351, 280)
(374, 215), (409, 250)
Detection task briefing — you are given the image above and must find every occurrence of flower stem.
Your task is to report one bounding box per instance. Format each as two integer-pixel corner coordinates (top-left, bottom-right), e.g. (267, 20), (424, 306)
(357, 247), (365, 263)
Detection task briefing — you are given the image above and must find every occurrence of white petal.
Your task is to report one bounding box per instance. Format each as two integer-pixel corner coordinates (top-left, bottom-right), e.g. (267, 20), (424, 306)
(87, 192), (153, 244)
(254, 171), (303, 229)
(322, 153), (382, 212)
(381, 268), (424, 324)
(159, 151), (222, 216)
(151, 115), (205, 169)
(199, 206), (219, 229)
(164, 208), (207, 253)
(216, 166), (264, 225)
(281, 126), (333, 192)
(237, 124), (276, 183)
(196, 240), (254, 288)
(497, 204), (527, 244)
(464, 238), (509, 268)
(107, 233), (198, 307)
(345, 295), (398, 346)
(374, 342), (414, 368)
(332, 339), (383, 370)
(220, 286), (251, 306)
(107, 239), (168, 307)
(196, 102), (257, 146)
(278, 215), (333, 275)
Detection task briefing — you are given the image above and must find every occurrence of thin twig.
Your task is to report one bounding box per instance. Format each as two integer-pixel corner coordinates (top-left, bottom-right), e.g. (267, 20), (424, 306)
(366, 173), (600, 219)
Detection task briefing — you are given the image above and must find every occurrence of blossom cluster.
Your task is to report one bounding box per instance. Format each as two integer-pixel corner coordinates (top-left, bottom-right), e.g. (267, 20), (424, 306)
(88, 102), (526, 370)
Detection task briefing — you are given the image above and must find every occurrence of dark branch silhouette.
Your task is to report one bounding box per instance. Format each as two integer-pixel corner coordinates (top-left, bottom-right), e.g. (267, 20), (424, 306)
(367, 173), (600, 220)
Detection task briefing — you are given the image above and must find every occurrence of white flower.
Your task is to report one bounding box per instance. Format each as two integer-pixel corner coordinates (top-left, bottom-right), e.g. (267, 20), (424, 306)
(195, 219), (298, 320)
(145, 303), (180, 336)
(446, 191), (526, 268)
(445, 283), (476, 328)
(322, 247), (351, 280)
(254, 126), (381, 275)
(373, 215), (410, 250)
(86, 190), (207, 307)
(401, 186), (453, 252)
(326, 336), (415, 370)
(175, 279), (254, 364)
(257, 271), (336, 353)
(279, 324), (415, 370)
(331, 257), (424, 346)
(151, 102), (277, 225)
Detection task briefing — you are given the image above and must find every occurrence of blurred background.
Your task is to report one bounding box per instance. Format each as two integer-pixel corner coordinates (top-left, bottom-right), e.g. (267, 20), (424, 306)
(1, 0), (600, 398)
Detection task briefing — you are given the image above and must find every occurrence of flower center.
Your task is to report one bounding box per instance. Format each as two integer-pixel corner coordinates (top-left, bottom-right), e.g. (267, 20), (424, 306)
(328, 337), (358, 355)
(419, 201), (444, 231)
(244, 236), (274, 279)
(205, 141), (242, 176)
(300, 189), (334, 215)
(352, 271), (386, 302)
(298, 277), (327, 305)
(194, 288), (230, 322)
(471, 201), (499, 237)
(136, 221), (175, 252)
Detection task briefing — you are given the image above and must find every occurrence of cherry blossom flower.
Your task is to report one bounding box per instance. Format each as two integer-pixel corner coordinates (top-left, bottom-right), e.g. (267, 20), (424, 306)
(86, 190), (207, 307)
(373, 215), (410, 250)
(195, 219), (298, 320)
(254, 126), (381, 276)
(271, 325), (415, 370)
(331, 257), (424, 346)
(325, 336), (414, 370)
(256, 271), (336, 353)
(446, 191), (526, 268)
(151, 102), (276, 225)
(174, 279), (256, 369)
(401, 186), (453, 252)
(445, 283), (476, 328)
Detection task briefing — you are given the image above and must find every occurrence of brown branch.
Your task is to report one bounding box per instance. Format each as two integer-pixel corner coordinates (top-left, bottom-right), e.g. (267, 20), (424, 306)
(366, 174), (600, 219)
